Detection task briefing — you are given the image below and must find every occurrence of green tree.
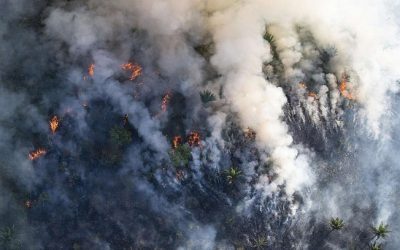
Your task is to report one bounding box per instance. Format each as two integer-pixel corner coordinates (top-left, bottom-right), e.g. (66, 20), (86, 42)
(169, 144), (192, 167)
(329, 217), (344, 231)
(109, 126), (132, 146)
(225, 167), (242, 184)
(250, 236), (268, 249)
(200, 90), (216, 104)
(372, 223), (390, 239)
(369, 242), (382, 250)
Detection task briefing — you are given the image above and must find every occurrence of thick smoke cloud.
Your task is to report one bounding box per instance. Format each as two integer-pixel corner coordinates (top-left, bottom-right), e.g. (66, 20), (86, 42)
(0, 0), (400, 249)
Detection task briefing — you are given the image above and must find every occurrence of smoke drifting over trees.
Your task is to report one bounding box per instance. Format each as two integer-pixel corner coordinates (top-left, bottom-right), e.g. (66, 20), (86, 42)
(0, 0), (400, 249)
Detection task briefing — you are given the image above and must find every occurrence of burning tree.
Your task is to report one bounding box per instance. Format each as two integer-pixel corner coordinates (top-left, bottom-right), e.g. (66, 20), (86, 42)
(28, 148), (46, 161)
(49, 115), (59, 134)
(88, 63), (95, 77)
(161, 92), (172, 112)
(187, 131), (201, 147)
(121, 62), (142, 80)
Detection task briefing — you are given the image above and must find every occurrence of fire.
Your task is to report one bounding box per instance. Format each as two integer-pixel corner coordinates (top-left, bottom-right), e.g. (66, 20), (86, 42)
(172, 136), (182, 149)
(308, 92), (318, 99)
(187, 131), (201, 147)
(161, 92), (172, 112)
(121, 62), (142, 80)
(298, 82), (306, 89)
(49, 116), (59, 134)
(88, 63), (95, 77)
(339, 80), (355, 100)
(29, 148), (46, 160)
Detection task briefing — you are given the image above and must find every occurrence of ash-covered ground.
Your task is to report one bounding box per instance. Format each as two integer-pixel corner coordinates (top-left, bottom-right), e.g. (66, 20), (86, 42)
(1, 0), (400, 249)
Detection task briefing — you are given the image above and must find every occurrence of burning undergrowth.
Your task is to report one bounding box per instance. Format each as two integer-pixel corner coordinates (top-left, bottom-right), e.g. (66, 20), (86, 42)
(0, 0), (400, 249)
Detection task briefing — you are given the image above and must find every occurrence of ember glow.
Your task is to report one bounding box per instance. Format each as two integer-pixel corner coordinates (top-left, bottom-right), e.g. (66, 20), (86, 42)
(308, 92), (318, 99)
(49, 115), (59, 134)
(172, 136), (182, 149)
(121, 62), (142, 80)
(161, 92), (172, 112)
(187, 132), (201, 147)
(28, 148), (47, 161)
(88, 63), (95, 77)
(2, 1), (400, 249)
(339, 79), (355, 100)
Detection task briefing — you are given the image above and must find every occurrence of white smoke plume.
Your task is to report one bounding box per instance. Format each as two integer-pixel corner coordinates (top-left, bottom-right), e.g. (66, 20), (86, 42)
(1, 0), (400, 249)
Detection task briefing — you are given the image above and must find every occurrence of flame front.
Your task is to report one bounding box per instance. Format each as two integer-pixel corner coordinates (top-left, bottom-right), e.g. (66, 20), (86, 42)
(121, 62), (142, 80)
(29, 148), (47, 160)
(339, 79), (355, 100)
(172, 136), (182, 149)
(187, 132), (201, 147)
(49, 116), (59, 134)
(161, 92), (172, 112)
(88, 64), (95, 77)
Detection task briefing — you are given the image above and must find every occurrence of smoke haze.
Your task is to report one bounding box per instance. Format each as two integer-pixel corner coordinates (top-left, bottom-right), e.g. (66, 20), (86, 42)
(0, 0), (400, 249)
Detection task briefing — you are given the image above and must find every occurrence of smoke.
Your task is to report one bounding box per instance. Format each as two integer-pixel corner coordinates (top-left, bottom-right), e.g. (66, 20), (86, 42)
(0, 0), (400, 249)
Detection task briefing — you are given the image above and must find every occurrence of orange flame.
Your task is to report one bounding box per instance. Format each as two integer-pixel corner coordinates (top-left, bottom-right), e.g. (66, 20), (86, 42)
(308, 92), (318, 99)
(121, 62), (142, 80)
(88, 64), (95, 77)
(172, 136), (182, 149)
(187, 131), (201, 147)
(298, 82), (307, 89)
(49, 116), (59, 134)
(339, 79), (355, 100)
(29, 148), (46, 160)
(161, 92), (172, 112)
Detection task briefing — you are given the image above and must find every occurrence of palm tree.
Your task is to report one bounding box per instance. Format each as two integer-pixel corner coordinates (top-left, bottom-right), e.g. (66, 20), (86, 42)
(200, 90), (216, 104)
(369, 242), (382, 250)
(329, 217), (345, 231)
(372, 223), (390, 239)
(225, 167), (242, 184)
(250, 236), (268, 249)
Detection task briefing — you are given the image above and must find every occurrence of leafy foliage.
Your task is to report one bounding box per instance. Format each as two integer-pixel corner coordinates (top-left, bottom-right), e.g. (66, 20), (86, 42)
(0, 225), (20, 249)
(169, 144), (192, 167)
(194, 43), (215, 59)
(369, 242), (382, 250)
(200, 90), (216, 104)
(263, 28), (283, 75)
(329, 217), (345, 231)
(250, 236), (268, 249)
(372, 223), (390, 239)
(225, 167), (242, 184)
(0, 225), (15, 244)
(109, 126), (132, 146)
